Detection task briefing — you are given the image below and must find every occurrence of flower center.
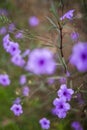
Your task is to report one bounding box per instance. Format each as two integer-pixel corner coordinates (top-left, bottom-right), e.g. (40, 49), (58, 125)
(2, 78), (6, 82)
(16, 107), (19, 111)
(63, 91), (67, 96)
(39, 59), (44, 65)
(12, 47), (16, 51)
(81, 53), (87, 60)
(43, 121), (47, 125)
(59, 104), (63, 109)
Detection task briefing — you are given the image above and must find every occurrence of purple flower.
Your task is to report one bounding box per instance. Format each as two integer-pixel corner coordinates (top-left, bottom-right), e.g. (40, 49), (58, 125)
(66, 71), (70, 77)
(7, 41), (21, 56)
(28, 16), (39, 27)
(10, 104), (23, 116)
(25, 48), (56, 75)
(3, 34), (10, 51)
(51, 108), (57, 116)
(57, 84), (74, 101)
(11, 54), (25, 67)
(0, 26), (7, 35)
(47, 78), (54, 85)
(22, 86), (30, 96)
(76, 93), (84, 105)
(0, 74), (11, 86)
(71, 32), (79, 42)
(60, 9), (75, 20)
(0, 9), (8, 16)
(53, 98), (70, 118)
(13, 97), (21, 104)
(15, 31), (24, 39)
(22, 49), (30, 58)
(71, 121), (83, 130)
(8, 23), (16, 32)
(19, 75), (26, 85)
(59, 77), (66, 84)
(39, 117), (50, 130)
(70, 42), (87, 72)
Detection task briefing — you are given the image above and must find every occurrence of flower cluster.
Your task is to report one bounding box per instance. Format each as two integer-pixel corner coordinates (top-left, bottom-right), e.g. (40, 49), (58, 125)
(53, 84), (74, 118)
(3, 34), (25, 67)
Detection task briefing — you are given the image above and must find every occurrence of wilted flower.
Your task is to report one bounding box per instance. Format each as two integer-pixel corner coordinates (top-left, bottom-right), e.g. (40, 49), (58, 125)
(10, 104), (23, 116)
(25, 48), (56, 75)
(39, 117), (50, 130)
(70, 42), (87, 72)
(60, 9), (75, 20)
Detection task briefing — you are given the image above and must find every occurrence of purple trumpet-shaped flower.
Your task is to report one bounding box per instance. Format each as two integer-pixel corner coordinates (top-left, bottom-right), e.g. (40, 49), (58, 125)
(3, 34), (10, 52)
(53, 98), (70, 118)
(25, 48), (56, 75)
(7, 41), (21, 56)
(60, 9), (75, 20)
(39, 117), (50, 130)
(0, 74), (11, 86)
(70, 42), (87, 72)
(11, 54), (25, 67)
(13, 97), (21, 104)
(57, 84), (74, 101)
(10, 104), (23, 116)
(71, 121), (83, 130)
